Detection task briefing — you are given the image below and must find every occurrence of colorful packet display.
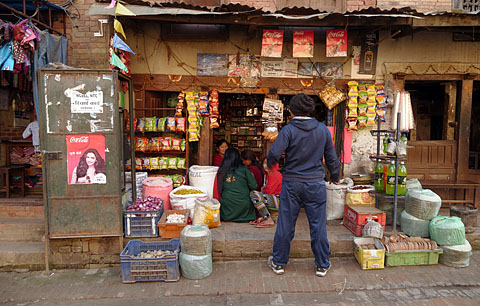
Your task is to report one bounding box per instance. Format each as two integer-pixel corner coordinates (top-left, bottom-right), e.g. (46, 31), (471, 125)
(168, 157), (178, 170)
(176, 117), (186, 133)
(135, 158), (143, 170)
(136, 117), (145, 133)
(161, 138), (172, 151)
(209, 90), (220, 129)
(177, 158), (186, 169)
(157, 117), (166, 132)
(357, 116), (368, 129)
(150, 157), (159, 170)
(145, 117), (156, 132)
(176, 92), (185, 116)
(166, 117), (176, 132)
(181, 138), (186, 151)
(143, 158), (151, 170)
(347, 118), (358, 131)
(159, 157), (169, 170)
(171, 138), (181, 151)
(199, 91), (209, 116)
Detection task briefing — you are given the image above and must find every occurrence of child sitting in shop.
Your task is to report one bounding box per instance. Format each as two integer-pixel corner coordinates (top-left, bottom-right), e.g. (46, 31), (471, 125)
(249, 158), (282, 228)
(241, 149), (264, 191)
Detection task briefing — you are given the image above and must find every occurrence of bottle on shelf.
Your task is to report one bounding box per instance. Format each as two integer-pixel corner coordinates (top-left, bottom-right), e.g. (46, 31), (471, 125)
(386, 161), (396, 196)
(374, 159), (384, 191)
(386, 133), (396, 156)
(396, 132), (408, 157)
(398, 162), (407, 196)
(383, 133), (389, 154)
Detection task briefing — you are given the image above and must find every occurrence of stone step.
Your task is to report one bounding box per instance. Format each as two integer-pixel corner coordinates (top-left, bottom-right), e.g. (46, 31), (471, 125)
(0, 241), (45, 271)
(0, 200), (44, 218)
(0, 217), (45, 242)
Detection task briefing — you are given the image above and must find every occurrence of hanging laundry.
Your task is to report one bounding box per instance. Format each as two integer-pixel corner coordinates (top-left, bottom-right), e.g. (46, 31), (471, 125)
(0, 42), (14, 71)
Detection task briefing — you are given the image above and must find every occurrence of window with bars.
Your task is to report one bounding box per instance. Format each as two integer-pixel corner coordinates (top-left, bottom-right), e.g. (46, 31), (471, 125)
(453, 0), (480, 12)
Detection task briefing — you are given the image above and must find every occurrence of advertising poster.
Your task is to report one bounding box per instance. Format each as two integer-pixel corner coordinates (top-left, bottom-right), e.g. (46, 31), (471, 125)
(261, 61), (283, 78)
(67, 134), (107, 185)
(283, 59), (298, 78)
(298, 62), (313, 77)
(359, 32), (378, 75)
(197, 53), (229, 76)
(326, 29), (347, 57)
(262, 98), (284, 123)
(228, 54), (261, 87)
(293, 30), (314, 58)
(261, 30), (284, 58)
(320, 62), (343, 78)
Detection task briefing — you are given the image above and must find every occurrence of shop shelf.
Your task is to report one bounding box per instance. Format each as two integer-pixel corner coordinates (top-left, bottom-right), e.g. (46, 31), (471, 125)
(369, 155), (407, 162)
(385, 249), (443, 266)
(124, 208), (164, 238)
(158, 210), (189, 238)
(370, 129), (396, 136)
(120, 239), (180, 283)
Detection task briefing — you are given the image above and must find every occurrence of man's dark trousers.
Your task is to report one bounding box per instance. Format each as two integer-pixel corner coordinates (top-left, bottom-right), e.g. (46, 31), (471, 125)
(272, 181), (330, 269)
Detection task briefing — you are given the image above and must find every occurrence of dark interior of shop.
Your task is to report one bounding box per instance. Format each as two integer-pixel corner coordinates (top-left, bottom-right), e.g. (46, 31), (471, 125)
(470, 81), (480, 170)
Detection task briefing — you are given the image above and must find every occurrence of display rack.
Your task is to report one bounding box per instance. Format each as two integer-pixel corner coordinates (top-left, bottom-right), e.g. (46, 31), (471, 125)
(369, 112), (405, 232)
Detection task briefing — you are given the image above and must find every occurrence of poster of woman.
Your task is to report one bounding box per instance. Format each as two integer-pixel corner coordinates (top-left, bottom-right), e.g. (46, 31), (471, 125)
(67, 134), (107, 184)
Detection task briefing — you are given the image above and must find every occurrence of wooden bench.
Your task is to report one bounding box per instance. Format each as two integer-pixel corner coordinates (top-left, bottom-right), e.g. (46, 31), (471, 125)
(421, 180), (479, 208)
(0, 166), (25, 198)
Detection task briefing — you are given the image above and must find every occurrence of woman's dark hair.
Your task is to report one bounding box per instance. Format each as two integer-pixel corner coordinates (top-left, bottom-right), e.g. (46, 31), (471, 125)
(217, 148), (242, 194)
(76, 148), (106, 179)
(216, 139), (229, 149)
(241, 149), (264, 179)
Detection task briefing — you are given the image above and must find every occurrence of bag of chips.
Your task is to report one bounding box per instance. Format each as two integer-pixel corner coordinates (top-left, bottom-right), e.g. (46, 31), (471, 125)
(347, 118), (358, 131)
(150, 137), (160, 152)
(172, 138), (181, 151)
(177, 158), (186, 169)
(150, 157), (159, 170)
(143, 158), (151, 170)
(157, 117), (166, 132)
(166, 117), (176, 132)
(136, 117), (145, 133)
(159, 157), (169, 170)
(358, 116), (368, 129)
(135, 158), (143, 170)
(176, 117), (186, 133)
(199, 91), (209, 116)
(210, 117), (219, 129)
(358, 104), (368, 117)
(161, 137), (172, 151)
(176, 92), (185, 116)
(145, 117), (156, 132)
(181, 139), (186, 151)
(168, 157), (178, 170)
(135, 137), (147, 152)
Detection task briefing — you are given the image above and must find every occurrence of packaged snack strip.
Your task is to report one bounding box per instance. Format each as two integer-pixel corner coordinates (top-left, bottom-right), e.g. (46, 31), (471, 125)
(145, 117), (156, 132)
(375, 84), (385, 95)
(176, 92), (185, 117)
(348, 107), (358, 118)
(189, 130), (200, 142)
(171, 138), (181, 151)
(177, 158), (186, 169)
(181, 139), (186, 151)
(358, 116), (368, 129)
(150, 157), (159, 170)
(358, 83), (367, 92)
(376, 107), (386, 122)
(125, 159), (132, 170)
(347, 118), (358, 131)
(348, 88), (359, 97)
(358, 104), (368, 116)
(176, 117), (186, 133)
(367, 106), (376, 115)
(161, 137), (172, 151)
(210, 116), (219, 129)
(159, 157), (169, 170)
(199, 91), (209, 116)
(347, 80), (359, 87)
(166, 117), (176, 132)
(367, 114), (376, 126)
(135, 158), (143, 170)
(348, 97), (358, 107)
(143, 158), (151, 170)
(146, 138), (154, 152)
(136, 117), (145, 133)
(168, 157), (178, 170)
(367, 84), (376, 95)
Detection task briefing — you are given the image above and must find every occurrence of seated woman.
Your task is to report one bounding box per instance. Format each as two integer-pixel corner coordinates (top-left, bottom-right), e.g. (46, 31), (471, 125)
(213, 148), (257, 222)
(213, 139), (229, 167)
(250, 158), (283, 228)
(241, 149), (264, 191)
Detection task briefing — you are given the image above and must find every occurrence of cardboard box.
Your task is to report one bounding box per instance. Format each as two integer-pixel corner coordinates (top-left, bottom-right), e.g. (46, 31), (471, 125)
(354, 237), (385, 270)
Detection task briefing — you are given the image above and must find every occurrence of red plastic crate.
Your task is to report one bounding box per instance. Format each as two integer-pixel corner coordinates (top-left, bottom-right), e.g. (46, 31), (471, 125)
(344, 204), (386, 226)
(344, 215), (386, 237)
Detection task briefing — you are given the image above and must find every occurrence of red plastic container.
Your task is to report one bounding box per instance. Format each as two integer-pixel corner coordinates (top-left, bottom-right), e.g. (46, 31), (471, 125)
(344, 204), (386, 226)
(143, 177), (173, 210)
(344, 215), (386, 237)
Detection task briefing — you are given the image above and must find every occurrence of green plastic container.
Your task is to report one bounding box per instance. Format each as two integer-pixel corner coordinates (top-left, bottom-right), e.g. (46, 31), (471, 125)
(385, 249), (443, 266)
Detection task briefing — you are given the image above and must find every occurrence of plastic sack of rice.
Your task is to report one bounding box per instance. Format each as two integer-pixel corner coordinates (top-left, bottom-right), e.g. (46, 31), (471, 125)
(429, 216), (465, 246)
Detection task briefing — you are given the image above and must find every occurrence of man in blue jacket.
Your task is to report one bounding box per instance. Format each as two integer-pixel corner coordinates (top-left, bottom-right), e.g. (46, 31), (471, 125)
(267, 93), (340, 277)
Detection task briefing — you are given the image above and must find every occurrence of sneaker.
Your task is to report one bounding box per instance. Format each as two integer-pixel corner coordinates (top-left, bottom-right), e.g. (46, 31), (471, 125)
(267, 256), (285, 275)
(315, 265), (330, 277)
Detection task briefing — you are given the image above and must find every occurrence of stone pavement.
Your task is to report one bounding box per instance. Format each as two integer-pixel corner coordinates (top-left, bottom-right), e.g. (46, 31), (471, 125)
(1, 252), (480, 305)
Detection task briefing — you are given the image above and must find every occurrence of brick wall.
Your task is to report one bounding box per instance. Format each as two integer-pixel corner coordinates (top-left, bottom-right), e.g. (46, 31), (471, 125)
(51, 0), (109, 69)
(376, 0), (452, 12)
(346, 0), (377, 11)
(226, 0), (279, 12)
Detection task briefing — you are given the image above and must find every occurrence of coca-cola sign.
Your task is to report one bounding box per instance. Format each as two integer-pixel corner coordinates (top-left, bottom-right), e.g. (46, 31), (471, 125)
(69, 136), (89, 143)
(261, 30), (284, 58)
(326, 29), (347, 57)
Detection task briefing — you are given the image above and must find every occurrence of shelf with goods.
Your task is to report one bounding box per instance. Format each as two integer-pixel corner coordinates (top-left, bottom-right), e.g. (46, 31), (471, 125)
(6, 142), (43, 195)
(369, 112), (409, 233)
(128, 91), (189, 194)
(213, 94), (266, 157)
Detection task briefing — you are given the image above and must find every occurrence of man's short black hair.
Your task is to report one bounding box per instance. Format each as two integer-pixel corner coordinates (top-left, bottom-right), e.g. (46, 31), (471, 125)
(289, 94), (315, 116)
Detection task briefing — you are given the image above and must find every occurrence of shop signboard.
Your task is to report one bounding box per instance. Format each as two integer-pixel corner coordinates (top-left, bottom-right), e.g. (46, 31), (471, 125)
(38, 69), (122, 238)
(261, 61), (283, 78)
(293, 30), (314, 58)
(326, 29), (347, 57)
(261, 30), (284, 58)
(197, 53), (228, 76)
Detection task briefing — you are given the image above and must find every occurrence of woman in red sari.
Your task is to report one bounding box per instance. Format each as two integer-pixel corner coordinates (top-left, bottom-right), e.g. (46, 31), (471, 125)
(213, 139), (229, 167)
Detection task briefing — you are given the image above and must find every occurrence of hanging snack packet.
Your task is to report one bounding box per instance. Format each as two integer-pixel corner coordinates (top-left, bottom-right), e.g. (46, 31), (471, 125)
(168, 157), (178, 170)
(358, 116), (368, 129)
(161, 137), (172, 151)
(199, 91), (209, 116)
(176, 117), (186, 133)
(376, 95), (386, 107)
(150, 157), (159, 170)
(136, 117), (145, 133)
(358, 82), (367, 92)
(135, 137), (145, 152)
(367, 95), (376, 106)
(348, 81), (359, 97)
(165, 117), (176, 132)
(375, 84), (385, 95)
(180, 138), (186, 151)
(157, 117), (166, 132)
(135, 158), (143, 170)
(189, 131), (200, 142)
(145, 117), (156, 132)
(376, 107), (386, 122)
(177, 158), (186, 169)
(367, 114), (376, 127)
(150, 137), (159, 152)
(125, 159), (132, 171)
(348, 107), (358, 118)
(143, 158), (151, 170)
(210, 117), (219, 129)
(347, 118), (358, 131)
(159, 157), (169, 170)
(367, 84), (376, 96)
(358, 104), (368, 116)
(176, 92), (185, 116)
(171, 138), (181, 151)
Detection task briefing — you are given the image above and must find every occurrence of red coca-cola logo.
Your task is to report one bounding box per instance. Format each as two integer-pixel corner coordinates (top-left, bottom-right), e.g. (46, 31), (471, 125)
(328, 31), (345, 38)
(264, 31), (282, 39)
(69, 136), (89, 143)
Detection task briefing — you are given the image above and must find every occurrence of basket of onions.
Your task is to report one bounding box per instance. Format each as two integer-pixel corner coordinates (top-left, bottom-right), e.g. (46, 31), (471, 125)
(124, 197), (164, 238)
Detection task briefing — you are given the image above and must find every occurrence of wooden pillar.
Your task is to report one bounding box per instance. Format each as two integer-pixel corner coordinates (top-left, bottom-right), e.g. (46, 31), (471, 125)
(198, 117), (213, 165)
(457, 79), (473, 180)
(444, 82), (457, 141)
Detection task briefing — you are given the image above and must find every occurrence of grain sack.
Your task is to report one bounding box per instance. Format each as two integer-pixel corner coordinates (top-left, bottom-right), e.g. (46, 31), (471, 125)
(346, 185), (375, 206)
(439, 240), (472, 268)
(406, 178), (422, 191)
(401, 210), (430, 238)
(179, 253), (212, 280)
(326, 178), (354, 220)
(170, 185), (208, 218)
(192, 198), (221, 228)
(180, 225), (212, 256)
(405, 189), (441, 220)
(429, 216), (466, 246)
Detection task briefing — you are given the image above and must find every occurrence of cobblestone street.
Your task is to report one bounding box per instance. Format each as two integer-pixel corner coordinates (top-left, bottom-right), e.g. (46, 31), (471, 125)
(1, 252), (480, 305)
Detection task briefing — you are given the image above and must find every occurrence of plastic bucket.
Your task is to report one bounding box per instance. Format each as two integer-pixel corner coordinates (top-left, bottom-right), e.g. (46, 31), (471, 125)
(143, 177), (174, 210)
(189, 166), (219, 198)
